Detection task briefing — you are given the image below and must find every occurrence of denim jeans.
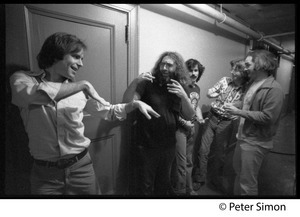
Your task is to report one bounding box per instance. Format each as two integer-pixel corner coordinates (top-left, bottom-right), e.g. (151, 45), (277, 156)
(30, 152), (101, 195)
(171, 127), (195, 194)
(193, 114), (234, 184)
(233, 140), (270, 195)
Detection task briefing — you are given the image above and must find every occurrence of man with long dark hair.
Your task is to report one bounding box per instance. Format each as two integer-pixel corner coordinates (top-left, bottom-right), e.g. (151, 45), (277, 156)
(123, 51), (195, 196)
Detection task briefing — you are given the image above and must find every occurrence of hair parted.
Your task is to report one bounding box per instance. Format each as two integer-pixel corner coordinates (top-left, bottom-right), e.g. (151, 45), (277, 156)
(37, 32), (87, 69)
(185, 58), (205, 82)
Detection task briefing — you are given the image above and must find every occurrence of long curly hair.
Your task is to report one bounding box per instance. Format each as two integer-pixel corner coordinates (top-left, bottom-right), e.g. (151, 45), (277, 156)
(151, 51), (190, 86)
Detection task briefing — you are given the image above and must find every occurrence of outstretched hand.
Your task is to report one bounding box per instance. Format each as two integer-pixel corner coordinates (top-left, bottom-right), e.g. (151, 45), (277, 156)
(135, 100), (160, 120)
(83, 81), (110, 106)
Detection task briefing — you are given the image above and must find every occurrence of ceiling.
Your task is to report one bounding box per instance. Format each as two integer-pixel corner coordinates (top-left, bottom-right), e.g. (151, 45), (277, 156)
(212, 4), (295, 44)
(140, 3), (295, 57)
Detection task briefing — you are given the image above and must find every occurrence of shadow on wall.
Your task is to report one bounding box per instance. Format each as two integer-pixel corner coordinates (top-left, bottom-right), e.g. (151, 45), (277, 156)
(201, 104), (211, 115)
(5, 64), (32, 196)
(258, 111), (296, 196)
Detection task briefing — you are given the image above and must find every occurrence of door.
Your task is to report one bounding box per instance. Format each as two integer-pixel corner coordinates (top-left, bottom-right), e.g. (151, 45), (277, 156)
(5, 4), (133, 195)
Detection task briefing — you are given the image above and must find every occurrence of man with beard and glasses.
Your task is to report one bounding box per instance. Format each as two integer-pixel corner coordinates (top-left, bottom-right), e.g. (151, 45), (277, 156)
(193, 58), (249, 194)
(171, 58), (205, 196)
(10, 32), (160, 195)
(123, 51), (195, 196)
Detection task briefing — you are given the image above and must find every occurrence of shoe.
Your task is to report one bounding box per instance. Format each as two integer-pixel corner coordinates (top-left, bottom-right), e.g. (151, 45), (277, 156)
(193, 182), (205, 191)
(188, 190), (198, 196)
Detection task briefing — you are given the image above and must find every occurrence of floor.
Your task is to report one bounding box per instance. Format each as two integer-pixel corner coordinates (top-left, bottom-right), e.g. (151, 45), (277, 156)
(194, 110), (296, 197)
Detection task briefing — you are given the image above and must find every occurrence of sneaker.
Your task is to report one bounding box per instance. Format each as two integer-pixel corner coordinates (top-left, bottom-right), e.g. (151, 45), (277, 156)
(193, 182), (205, 191)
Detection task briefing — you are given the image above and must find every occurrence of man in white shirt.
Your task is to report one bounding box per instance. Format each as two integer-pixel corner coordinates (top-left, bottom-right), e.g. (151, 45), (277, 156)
(10, 32), (160, 195)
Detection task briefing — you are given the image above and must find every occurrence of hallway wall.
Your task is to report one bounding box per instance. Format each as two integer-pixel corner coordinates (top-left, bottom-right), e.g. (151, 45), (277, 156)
(138, 5), (248, 113)
(137, 4), (296, 196)
(138, 4), (295, 114)
(4, 4), (295, 197)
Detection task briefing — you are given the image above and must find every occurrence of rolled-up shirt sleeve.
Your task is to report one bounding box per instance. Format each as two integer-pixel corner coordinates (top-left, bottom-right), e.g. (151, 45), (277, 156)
(84, 98), (127, 121)
(36, 81), (61, 102)
(207, 77), (224, 98)
(10, 71), (61, 108)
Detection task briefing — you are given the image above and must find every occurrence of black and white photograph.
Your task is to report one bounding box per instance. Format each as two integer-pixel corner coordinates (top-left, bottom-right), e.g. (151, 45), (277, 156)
(2, 3), (297, 216)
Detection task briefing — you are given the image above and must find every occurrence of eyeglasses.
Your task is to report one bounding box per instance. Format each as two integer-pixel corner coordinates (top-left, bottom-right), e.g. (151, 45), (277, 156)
(159, 62), (174, 69)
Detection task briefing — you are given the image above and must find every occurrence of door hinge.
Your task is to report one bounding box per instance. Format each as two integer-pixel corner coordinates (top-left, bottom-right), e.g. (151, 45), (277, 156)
(125, 25), (129, 44)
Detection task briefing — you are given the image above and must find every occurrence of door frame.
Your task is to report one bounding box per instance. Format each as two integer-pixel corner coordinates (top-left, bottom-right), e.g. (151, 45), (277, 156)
(24, 3), (139, 86)
(5, 3), (139, 195)
(100, 4), (140, 194)
(101, 4), (139, 85)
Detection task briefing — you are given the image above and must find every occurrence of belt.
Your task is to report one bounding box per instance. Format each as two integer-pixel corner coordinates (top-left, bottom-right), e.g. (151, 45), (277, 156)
(210, 109), (232, 122)
(34, 148), (88, 169)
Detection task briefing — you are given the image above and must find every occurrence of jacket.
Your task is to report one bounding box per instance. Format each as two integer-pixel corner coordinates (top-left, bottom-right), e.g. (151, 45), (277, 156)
(239, 76), (284, 148)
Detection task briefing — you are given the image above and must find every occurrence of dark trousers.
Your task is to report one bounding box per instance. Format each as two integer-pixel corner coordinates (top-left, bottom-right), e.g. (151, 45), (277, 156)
(136, 145), (176, 196)
(193, 114), (234, 184)
(171, 127), (195, 195)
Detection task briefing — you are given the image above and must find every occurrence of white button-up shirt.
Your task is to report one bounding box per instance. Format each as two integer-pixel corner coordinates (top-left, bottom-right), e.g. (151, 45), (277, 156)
(10, 70), (127, 160)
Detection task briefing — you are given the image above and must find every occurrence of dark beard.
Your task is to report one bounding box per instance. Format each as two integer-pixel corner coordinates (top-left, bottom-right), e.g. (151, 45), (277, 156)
(158, 71), (176, 86)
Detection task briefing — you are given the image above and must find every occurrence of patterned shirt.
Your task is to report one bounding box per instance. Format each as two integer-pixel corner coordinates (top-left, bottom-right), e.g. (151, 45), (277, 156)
(10, 70), (128, 160)
(178, 84), (200, 127)
(187, 84), (200, 111)
(209, 77), (244, 119)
